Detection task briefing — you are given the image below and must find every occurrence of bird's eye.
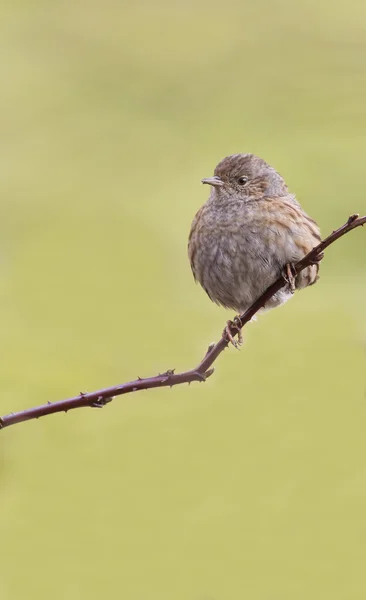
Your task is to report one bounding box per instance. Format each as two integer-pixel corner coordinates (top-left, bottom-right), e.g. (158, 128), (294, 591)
(238, 176), (248, 185)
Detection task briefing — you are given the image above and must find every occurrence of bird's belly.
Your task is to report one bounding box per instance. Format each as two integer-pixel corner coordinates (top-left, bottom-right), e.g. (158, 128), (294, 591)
(195, 225), (293, 312)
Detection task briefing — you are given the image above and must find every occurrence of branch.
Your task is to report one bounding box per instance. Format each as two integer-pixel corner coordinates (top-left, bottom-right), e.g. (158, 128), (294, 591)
(1, 214), (364, 431)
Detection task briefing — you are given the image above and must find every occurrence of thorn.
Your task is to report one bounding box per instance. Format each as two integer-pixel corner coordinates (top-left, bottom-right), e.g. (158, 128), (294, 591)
(47, 401), (52, 405)
(91, 395), (113, 408)
(194, 371), (207, 382)
(160, 369), (175, 377)
(159, 368), (176, 383)
(205, 342), (215, 356)
(137, 376), (142, 381)
(79, 391), (86, 397)
(205, 368), (215, 378)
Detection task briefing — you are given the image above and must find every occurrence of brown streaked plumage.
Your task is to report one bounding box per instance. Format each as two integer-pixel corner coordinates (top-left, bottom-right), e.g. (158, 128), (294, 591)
(188, 154), (321, 326)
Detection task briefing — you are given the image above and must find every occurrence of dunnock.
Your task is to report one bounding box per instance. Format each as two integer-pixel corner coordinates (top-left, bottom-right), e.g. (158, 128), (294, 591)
(188, 154), (321, 346)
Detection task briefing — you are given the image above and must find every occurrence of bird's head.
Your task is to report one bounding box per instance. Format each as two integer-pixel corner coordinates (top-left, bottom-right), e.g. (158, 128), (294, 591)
(201, 153), (288, 202)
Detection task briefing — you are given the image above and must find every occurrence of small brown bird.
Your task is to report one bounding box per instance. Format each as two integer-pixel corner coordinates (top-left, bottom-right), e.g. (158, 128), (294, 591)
(188, 154), (321, 346)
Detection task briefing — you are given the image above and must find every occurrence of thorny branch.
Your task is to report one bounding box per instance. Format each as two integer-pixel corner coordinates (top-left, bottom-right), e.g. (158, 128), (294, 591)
(0, 214), (365, 431)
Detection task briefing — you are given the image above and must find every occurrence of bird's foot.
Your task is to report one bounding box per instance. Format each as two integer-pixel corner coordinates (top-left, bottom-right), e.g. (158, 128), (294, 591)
(224, 315), (243, 349)
(283, 263), (297, 294)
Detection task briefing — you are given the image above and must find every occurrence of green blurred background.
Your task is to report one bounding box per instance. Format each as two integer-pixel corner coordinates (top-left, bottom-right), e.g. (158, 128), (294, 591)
(0, 1), (365, 598)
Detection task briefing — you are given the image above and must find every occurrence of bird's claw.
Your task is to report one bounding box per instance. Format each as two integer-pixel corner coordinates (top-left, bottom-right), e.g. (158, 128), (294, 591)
(283, 263), (297, 293)
(309, 251), (324, 266)
(224, 316), (243, 349)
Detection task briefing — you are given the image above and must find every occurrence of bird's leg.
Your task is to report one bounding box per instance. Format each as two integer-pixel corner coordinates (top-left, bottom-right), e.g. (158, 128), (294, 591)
(283, 263), (297, 293)
(223, 315), (243, 349)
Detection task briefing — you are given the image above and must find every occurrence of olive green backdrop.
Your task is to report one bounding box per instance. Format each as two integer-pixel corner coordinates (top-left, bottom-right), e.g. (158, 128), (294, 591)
(0, 1), (365, 598)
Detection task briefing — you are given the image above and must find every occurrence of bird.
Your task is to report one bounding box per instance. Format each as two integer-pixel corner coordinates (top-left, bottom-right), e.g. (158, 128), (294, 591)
(188, 153), (322, 346)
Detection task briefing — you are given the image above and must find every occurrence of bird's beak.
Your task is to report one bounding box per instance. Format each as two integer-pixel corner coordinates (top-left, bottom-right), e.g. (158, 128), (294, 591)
(201, 176), (224, 188)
